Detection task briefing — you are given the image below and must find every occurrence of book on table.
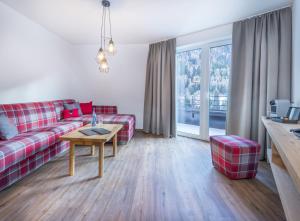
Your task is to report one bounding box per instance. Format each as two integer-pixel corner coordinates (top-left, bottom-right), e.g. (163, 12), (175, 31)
(79, 128), (111, 136)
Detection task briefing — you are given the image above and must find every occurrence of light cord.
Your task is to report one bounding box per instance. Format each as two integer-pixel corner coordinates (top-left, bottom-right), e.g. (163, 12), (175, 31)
(100, 4), (105, 48)
(109, 7), (112, 39)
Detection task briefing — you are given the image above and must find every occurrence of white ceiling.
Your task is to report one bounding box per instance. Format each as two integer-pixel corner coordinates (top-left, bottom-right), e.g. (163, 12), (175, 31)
(1, 0), (292, 44)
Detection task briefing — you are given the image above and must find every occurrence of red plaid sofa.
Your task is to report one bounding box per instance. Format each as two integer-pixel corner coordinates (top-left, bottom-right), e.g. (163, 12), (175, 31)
(210, 135), (260, 179)
(0, 99), (135, 191)
(53, 100), (135, 144)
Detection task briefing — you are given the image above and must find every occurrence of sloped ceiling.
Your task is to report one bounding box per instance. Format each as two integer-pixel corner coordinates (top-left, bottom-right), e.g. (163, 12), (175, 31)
(0, 0), (293, 44)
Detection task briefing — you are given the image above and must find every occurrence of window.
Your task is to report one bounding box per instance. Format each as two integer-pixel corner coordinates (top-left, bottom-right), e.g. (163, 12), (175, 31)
(176, 40), (232, 140)
(176, 49), (202, 135)
(209, 44), (232, 136)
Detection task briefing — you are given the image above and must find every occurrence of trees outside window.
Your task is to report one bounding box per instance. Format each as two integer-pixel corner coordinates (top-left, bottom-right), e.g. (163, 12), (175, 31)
(176, 41), (232, 139)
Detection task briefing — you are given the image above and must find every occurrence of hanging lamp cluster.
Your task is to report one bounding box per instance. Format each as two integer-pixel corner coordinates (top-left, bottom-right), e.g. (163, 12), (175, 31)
(97, 0), (116, 73)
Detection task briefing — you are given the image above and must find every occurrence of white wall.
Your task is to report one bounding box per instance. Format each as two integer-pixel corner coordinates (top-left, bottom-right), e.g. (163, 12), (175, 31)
(73, 44), (148, 129)
(70, 23), (231, 130)
(293, 0), (300, 105)
(0, 2), (81, 104)
(0, 2), (148, 129)
(177, 24), (232, 48)
(0, 1), (232, 130)
(74, 24), (231, 129)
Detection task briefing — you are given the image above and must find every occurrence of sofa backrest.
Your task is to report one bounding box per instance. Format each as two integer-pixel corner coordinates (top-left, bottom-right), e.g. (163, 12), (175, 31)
(0, 101), (58, 133)
(52, 99), (76, 121)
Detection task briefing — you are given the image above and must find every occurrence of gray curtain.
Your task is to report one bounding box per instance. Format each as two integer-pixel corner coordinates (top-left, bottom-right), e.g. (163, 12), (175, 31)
(143, 38), (176, 137)
(227, 8), (292, 159)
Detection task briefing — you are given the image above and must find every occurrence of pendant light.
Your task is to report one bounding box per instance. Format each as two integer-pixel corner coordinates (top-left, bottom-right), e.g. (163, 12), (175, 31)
(97, 0), (116, 73)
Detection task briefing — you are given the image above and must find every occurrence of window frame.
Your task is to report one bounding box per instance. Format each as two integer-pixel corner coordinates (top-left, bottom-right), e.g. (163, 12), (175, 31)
(176, 38), (232, 141)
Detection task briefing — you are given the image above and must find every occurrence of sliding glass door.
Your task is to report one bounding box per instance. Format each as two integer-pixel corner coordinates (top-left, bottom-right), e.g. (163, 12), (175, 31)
(209, 44), (232, 136)
(176, 40), (232, 140)
(176, 49), (202, 136)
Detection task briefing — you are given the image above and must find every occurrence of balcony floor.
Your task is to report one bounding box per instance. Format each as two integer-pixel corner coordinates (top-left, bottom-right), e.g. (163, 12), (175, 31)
(177, 123), (225, 137)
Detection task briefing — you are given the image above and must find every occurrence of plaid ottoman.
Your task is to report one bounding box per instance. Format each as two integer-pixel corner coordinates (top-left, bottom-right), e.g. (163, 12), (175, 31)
(210, 135), (261, 179)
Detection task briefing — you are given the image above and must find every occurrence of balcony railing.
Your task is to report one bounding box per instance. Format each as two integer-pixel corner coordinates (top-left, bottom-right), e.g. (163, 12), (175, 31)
(209, 95), (227, 113)
(177, 95), (228, 112)
(177, 95), (228, 129)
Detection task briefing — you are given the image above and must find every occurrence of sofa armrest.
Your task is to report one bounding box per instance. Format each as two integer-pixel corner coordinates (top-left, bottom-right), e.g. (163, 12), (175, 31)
(93, 105), (118, 114)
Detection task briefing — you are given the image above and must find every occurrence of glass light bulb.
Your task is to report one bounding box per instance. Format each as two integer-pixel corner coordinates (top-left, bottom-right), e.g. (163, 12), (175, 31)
(97, 48), (105, 63)
(100, 58), (108, 68)
(108, 39), (116, 55)
(99, 57), (109, 73)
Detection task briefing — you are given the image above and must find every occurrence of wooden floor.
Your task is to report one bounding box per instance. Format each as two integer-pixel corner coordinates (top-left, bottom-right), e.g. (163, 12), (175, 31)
(0, 132), (285, 221)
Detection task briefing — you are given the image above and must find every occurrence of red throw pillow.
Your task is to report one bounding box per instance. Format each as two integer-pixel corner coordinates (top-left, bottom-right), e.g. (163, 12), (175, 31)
(80, 101), (93, 114)
(63, 109), (79, 119)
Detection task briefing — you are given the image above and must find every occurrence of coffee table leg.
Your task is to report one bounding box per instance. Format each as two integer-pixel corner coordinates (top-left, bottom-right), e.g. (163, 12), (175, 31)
(113, 134), (118, 157)
(91, 145), (95, 156)
(69, 142), (75, 176)
(99, 142), (104, 177)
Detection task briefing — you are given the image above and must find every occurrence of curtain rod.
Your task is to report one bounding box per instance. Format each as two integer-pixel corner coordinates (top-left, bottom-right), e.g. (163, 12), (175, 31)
(244, 4), (292, 20)
(149, 4), (292, 45)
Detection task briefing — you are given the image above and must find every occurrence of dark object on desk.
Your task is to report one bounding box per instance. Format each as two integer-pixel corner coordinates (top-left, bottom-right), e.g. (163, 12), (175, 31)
(271, 107), (300, 124)
(271, 117), (299, 124)
(79, 129), (98, 136)
(290, 128), (300, 138)
(92, 128), (111, 135)
(287, 107), (300, 120)
(79, 128), (111, 136)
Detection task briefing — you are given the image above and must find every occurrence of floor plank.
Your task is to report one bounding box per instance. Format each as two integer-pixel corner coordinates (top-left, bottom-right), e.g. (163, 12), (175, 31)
(0, 132), (285, 221)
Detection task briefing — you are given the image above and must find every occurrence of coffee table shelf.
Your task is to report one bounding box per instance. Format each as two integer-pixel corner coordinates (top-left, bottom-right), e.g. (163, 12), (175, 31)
(60, 124), (123, 177)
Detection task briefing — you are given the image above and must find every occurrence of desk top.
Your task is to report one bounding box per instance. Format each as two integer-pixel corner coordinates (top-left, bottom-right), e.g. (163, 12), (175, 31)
(60, 124), (123, 143)
(262, 117), (300, 193)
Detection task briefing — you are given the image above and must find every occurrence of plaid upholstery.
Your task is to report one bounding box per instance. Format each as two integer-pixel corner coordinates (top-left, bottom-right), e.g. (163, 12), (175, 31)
(101, 114), (135, 144)
(210, 135), (261, 179)
(0, 131), (56, 173)
(52, 99), (76, 121)
(30, 121), (83, 138)
(0, 101), (57, 133)
(62, 115), (98, 125)
(0, 141), (69, 191)
(0, 99), (135, 191)
(94, 105), (117, 114)
(0, 122), (82, 173)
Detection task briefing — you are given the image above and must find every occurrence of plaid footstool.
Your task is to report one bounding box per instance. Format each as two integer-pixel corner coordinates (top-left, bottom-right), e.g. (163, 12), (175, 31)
(210, 135), (261, 179)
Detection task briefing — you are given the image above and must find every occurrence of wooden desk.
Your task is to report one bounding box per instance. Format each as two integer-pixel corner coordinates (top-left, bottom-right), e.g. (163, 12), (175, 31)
(60, 124), (123, 177)
(262, 117), (300, 221)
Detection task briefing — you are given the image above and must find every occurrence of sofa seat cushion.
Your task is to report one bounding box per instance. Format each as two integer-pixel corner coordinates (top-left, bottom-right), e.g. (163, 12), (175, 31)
(0, 141), (69, 191)
(29, 121), (83, 138)
(61, 114), (135, 144)
(62, 114), (135, 128)
(0, 121), (82, 173)
(62, 115), (98, 125)
(101, 114), (135, 129)
(0, 131), (57, 173)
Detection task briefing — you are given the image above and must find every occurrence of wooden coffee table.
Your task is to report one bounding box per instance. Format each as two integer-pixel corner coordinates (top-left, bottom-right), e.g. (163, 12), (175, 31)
(60, 124), (123, 177)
